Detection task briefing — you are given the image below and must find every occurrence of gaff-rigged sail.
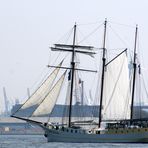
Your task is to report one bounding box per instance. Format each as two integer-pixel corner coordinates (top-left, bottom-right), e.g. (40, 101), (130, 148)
(102, 51), (131, 120)
(31, 71), (66, 117)
(13, 62), (62, 116)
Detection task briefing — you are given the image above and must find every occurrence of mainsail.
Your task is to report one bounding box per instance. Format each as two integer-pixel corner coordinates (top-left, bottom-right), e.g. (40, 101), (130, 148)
(13, 62), (62, 116)
(102, 51), (131, 120)
(31, 71), (66, 117)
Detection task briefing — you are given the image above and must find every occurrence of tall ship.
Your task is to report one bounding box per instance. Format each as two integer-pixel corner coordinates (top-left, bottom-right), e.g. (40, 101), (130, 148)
(12, 19), (148, 143)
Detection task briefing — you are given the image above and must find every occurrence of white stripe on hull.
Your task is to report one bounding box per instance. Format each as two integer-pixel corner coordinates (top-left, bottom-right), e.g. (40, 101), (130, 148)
(44, 128), (148, 143)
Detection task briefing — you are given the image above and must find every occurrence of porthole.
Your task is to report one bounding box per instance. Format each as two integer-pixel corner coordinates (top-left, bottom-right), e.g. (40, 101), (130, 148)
(61, 127), (64, 131)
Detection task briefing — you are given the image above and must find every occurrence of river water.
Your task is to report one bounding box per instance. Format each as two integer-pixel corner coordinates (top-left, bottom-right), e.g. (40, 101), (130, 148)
(0, 135), (148, 148)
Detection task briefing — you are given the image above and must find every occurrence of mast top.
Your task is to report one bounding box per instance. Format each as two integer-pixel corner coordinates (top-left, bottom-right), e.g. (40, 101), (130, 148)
(133, 24), (138, 61)
(103, 19), (107, 50)
(104, 18), (107, 24)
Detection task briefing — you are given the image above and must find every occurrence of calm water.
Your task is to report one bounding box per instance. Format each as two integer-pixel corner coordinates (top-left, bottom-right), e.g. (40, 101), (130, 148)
(0, 135), (148, 148)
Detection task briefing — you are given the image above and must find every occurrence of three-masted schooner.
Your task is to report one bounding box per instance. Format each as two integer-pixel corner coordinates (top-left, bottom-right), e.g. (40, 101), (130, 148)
(12, 19), (148, 143)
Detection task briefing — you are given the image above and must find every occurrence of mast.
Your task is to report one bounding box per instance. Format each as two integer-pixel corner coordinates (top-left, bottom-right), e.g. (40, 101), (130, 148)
(98, 19), (107, 127)
(130, 25), (138, 120)
(48, 23), (96, 127)
(81, 81), (84, 106)
(68, 23), (77, 127)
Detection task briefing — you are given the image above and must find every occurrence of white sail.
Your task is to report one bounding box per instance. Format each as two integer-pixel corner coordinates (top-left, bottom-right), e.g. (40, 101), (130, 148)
(32, 71), (66, 117)
(20, 63), (62, 110)
(102, 51), (131, 120)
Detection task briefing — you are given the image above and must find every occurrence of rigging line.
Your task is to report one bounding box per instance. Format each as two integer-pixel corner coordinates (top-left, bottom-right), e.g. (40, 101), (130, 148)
(49, 43), (68, 65)
(108, 25), (130, 48)
(141, 73), (148, 100)
(105, 49), (127, 66)
(24, 66), (48, 99)
(136, 31), (142, 65)
(93, 54), (100, 70)
(139, 71), (142, 119)
(49, 36), (72, 66)
(50, 51), (70, 67)
(63, 52), (71, 62)
(75, 29), (78, 46)
(76, 53), (97, 94)
(126, 73), (133, 115)
(77, 20), (104, 26)
(49, 51), (70, 69)
(123, 74), (133, 119)
(93, 74), (101, 104)
(90, 71), (98, 92)
(49, 50), (70, 69)
(35, 67), (61, 97)
(105, 48), (127, 51)
(76, 63), (87, 105)
(48, 51), (61, 65)
(65, 27), (74, 44)
(128, 49), (133, 64)
(49, 28), (73, 66)
(37, 65), (56, 83)
(85, 48), (101, 70)
(94, 54), (102, 104)
(59, 74), (70, 124)
(47, 71), (68, 124)
(91, 57), (102, 91)
(76, 27), (92, 45)
(38, 62), (63, 91)
(78, 23), (104, 44)
(55, 27), (73, 44)
(108, 21), (135, 28)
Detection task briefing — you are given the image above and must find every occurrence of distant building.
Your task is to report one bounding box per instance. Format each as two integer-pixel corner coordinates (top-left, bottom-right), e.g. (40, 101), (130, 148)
(11, 103), (148, 119)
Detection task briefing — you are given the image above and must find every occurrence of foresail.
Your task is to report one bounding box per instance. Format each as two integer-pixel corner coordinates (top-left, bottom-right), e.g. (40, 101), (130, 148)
(14, 62), (62, 116)
(102, 51), (131, 120)
(31, 71), (66, 117)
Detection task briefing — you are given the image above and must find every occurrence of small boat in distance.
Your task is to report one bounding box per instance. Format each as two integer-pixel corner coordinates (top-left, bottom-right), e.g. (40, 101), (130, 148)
(12, 19), (148, 143)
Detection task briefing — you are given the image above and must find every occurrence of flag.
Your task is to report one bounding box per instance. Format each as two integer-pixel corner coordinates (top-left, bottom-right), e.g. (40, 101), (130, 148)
(68, 70), (71, 81)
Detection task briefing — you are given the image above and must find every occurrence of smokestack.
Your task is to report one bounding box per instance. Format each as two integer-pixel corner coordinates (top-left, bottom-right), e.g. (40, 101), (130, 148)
(3, 87), (9, 115)
(27, 88), (30, 98)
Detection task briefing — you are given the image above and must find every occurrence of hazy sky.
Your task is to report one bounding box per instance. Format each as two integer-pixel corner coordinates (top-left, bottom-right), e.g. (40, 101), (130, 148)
(0, 0), (148, 112)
